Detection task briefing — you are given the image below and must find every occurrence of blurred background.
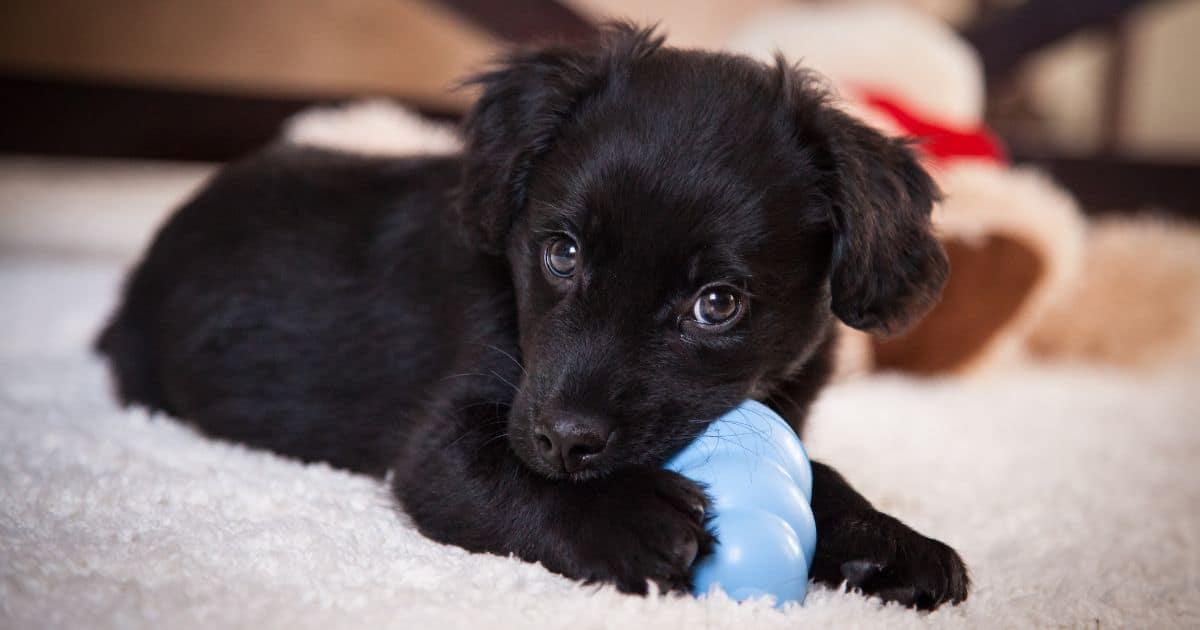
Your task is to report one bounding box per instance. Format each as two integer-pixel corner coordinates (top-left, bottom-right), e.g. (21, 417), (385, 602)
(1, 0), (1198, 373)
(1, 0), (1198, 218)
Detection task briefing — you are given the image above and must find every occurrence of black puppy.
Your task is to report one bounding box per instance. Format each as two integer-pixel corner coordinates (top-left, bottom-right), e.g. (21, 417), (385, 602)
(97, 25), (968, 609)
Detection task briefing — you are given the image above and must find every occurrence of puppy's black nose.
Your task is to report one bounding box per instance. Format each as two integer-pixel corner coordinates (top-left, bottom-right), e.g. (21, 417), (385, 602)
(533, 417), (611, 473)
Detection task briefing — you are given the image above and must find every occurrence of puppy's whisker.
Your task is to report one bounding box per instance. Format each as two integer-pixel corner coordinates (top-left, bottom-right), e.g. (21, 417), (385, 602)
(445, 414), (507, 448)
(455, 400), (510, 414)
(478, 432), (512, 449)
(478, 343), (528, 377)
(488, 369), (521, 394)
(440, 372), (520, 394)
(766, 389), (803, 416)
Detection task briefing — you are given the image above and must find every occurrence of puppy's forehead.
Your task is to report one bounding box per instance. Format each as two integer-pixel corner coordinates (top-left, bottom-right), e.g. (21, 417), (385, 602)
(609, 51), (790, 148)
(526, 51), (815, 277)
(544, 57), (790, 225)
(531, 158), (765, 283)
(551, 53), (805, 210)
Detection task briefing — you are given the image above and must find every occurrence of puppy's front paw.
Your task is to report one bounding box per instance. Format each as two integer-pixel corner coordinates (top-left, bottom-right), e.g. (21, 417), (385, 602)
(564, 467), (713, 594)
(815, 512), (969, 610)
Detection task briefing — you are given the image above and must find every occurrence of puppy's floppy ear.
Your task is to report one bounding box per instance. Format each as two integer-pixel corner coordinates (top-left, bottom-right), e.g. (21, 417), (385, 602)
(784, 65), (948, 335)
(455, 23), (665, 255)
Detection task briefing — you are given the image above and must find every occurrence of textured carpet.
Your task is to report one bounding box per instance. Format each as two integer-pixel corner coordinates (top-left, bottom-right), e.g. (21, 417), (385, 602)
(1, 155), (1198, 629)
(1, 255), (1198, 629)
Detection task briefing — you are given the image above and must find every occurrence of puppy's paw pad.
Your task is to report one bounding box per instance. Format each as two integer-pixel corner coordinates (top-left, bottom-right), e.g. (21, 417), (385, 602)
(823, 513), (969, 610)
(840, 559), (884, 586)
(841, 539), (969, 610)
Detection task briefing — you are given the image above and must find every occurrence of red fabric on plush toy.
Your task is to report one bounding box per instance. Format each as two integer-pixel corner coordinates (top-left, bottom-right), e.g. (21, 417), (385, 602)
(855, 90), (1007, 165)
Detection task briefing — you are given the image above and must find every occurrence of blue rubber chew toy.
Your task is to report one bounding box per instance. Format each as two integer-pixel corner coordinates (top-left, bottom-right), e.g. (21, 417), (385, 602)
(663, 399), (817, 606)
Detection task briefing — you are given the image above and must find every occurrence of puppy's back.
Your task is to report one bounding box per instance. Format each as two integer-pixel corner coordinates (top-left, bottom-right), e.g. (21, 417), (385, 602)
(95, 145), (464, 473)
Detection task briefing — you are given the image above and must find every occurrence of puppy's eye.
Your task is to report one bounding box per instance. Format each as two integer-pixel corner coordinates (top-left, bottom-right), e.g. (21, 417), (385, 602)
(692, 286), (742, 327)
(544, 236), (579, 278)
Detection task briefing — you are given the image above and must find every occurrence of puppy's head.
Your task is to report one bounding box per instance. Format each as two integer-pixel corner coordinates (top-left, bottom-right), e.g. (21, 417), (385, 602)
(456, 24), (946, 480)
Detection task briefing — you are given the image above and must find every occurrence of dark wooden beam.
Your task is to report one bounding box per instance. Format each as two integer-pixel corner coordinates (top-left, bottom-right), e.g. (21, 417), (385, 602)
(0, 73), (463, 162)
(430, 0), (597, 45)
(964, 0), (1156, 84)
(1012, 150), (1200, 219)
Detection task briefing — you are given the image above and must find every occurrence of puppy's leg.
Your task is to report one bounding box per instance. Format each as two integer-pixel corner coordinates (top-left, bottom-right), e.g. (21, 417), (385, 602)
(809, 461), (969, 609)
(767, 340), (967, 609)
(392, 398), (713, 594)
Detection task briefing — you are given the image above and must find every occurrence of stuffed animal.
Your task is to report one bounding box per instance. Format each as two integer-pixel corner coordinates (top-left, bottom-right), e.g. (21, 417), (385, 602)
(727, 3), (1200, 375)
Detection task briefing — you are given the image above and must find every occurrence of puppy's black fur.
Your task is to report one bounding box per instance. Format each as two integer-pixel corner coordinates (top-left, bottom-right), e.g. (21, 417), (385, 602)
(97, 25), (968, 609)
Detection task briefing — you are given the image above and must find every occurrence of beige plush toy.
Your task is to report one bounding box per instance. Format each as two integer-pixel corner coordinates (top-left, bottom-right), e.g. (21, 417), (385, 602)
(1029, 216), (1200, 368)
(727, 3), (1200, 376)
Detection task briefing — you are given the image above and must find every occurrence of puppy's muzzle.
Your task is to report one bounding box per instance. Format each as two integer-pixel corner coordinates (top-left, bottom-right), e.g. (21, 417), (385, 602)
(532, 413), (613, 474)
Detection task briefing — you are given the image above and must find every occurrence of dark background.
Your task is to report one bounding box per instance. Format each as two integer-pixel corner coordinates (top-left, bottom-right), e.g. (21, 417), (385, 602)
(2, 0), (1197, 218)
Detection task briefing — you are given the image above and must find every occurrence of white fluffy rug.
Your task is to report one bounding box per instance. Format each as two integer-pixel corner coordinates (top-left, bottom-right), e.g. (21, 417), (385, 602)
(2, 157), (1199, 629)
